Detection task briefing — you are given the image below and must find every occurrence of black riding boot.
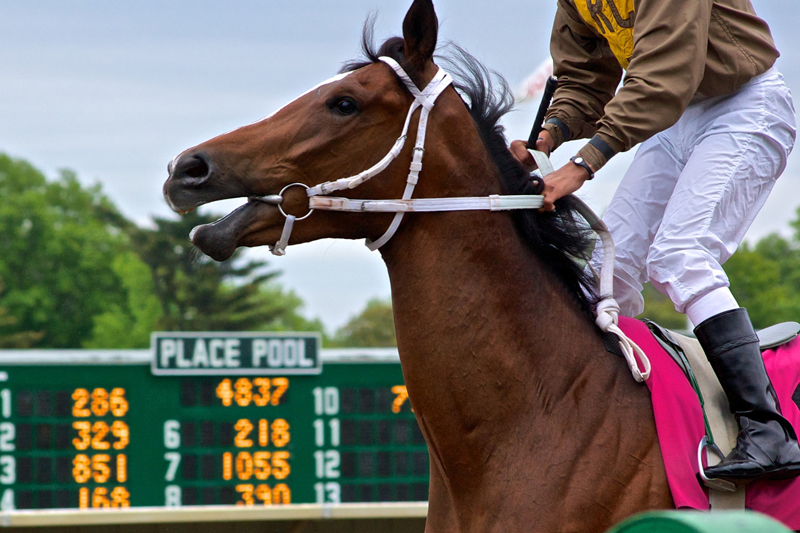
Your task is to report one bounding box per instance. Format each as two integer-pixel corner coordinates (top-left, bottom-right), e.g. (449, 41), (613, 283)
(694, 308), (800, 482)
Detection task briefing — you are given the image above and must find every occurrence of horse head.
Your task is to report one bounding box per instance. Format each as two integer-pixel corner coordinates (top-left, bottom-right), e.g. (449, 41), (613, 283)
(163, 0), (451, 261)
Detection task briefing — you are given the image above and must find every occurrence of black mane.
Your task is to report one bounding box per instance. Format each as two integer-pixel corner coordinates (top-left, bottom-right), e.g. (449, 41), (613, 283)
(343, 26), (598, 316)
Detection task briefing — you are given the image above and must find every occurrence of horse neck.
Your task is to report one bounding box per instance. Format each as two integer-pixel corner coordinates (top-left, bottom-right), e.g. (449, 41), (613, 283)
(381, 191), (602, 422)
(377, 107), (606, 439)
(373, 104), (670, 523)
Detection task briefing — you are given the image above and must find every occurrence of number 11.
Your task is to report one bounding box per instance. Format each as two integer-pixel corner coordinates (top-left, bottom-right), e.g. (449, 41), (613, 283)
(313, 419), (340, 447)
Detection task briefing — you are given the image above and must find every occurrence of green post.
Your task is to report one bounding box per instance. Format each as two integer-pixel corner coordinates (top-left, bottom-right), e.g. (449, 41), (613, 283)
(607, 511), (793, 533)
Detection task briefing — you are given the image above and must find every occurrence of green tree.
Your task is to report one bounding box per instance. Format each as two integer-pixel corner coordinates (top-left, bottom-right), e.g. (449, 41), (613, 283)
(0, 153), (322, 348)
(0, 278), (43, 348)
(725, 237), (800, 329)
(132, 211), (322, 333)
(640, 207), (800, 330)
(0, 154), (135, 347)
(639, 284), (688, 330)
(330, 298), (396, 347)
(252, 283), (325, 333)
(83, 252), (164, 348)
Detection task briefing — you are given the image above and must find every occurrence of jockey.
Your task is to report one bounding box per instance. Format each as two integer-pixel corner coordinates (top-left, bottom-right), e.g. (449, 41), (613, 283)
(511, 0), (800, 482)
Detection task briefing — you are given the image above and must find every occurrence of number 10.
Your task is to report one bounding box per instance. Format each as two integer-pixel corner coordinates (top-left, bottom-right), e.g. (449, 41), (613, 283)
(312, 387), (339, 415)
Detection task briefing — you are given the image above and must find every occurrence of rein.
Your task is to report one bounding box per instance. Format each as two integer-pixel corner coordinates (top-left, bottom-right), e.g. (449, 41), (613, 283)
(260, 57), (542, 255)
(530, 151), (651, 382)
(259, 57), (650, 383)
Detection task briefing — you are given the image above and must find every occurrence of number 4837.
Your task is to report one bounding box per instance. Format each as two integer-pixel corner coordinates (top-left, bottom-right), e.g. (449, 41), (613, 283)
(216, 378), (288, 407)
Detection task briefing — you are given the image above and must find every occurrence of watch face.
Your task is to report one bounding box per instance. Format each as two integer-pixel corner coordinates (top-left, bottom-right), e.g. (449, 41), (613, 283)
(574, 157), (584, 164)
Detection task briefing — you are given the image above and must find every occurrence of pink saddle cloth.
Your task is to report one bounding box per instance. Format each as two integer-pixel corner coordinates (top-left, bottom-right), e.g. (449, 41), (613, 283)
(618, 316), (800, 529)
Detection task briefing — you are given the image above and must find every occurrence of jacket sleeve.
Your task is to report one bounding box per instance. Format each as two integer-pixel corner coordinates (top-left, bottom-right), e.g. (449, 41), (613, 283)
(547, 0), (713, 172)
(581, 0), (712, 170)
(543, 0), (622, 152)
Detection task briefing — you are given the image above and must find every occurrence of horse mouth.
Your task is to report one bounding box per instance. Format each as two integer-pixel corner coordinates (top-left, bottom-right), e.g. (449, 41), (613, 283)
(186, 198), (283, 262)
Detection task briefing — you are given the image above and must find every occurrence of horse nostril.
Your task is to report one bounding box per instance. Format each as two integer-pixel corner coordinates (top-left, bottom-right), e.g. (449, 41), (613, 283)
(171, 152), (212, 184)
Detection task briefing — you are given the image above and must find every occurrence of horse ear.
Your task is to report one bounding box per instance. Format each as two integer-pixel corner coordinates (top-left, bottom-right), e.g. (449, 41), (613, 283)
(402, 0), (438, 71)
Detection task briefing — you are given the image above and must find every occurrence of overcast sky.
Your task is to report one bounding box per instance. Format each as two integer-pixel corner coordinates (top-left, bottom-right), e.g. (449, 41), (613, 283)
(1, 1), (798, 330)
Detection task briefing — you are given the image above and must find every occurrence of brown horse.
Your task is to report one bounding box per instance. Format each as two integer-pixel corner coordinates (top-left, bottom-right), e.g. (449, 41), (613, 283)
(163, 0), (673, 530)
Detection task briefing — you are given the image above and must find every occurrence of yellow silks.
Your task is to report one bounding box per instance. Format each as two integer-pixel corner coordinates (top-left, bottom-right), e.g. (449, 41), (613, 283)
(574, 0), (636, 69)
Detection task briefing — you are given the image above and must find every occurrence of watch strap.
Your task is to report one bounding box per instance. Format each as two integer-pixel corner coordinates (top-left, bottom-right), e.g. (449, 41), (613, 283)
(570, 155), (595, 180)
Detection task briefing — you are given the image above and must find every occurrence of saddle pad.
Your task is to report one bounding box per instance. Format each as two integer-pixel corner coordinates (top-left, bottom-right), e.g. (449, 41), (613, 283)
(618, 316), (800, 529)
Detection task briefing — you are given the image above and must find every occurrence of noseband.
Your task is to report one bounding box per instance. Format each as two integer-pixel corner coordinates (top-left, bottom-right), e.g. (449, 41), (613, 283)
(262, 56), (543, 256)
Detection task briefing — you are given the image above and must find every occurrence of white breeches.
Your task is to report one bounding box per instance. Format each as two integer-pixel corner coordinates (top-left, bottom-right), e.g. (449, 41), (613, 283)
(593, 66), (797, 320)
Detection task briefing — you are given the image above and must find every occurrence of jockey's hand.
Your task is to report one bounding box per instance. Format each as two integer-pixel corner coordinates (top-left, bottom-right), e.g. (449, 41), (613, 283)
(509, 130), (554, 171)
(540, 160), (593, 212)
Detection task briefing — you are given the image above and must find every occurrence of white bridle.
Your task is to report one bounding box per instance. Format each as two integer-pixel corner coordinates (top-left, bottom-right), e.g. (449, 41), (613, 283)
(258, 56), (649, 383)
(263, 56), (543, 256)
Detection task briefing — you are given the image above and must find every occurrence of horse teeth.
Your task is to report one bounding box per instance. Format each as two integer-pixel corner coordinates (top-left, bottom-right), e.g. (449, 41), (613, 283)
(250, 195), (283, 205)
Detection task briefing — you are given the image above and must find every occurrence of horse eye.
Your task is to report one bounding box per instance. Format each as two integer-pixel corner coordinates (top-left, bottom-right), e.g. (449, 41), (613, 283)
(331, 97), (358, 116)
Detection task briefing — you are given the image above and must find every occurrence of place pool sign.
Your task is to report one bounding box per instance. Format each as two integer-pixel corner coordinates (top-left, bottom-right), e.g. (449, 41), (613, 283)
(151, 332), (322, 376)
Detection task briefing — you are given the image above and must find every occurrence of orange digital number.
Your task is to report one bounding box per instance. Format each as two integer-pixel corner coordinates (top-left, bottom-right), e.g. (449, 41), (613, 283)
(80, 487), (130, 509)
(110, 486), (130, 508)
(234, 378), (253, 407)
(92, 486), (111, 508)
(392, 385), (409, 413)
(72, 455), (92, 483)
(254, 451), (271, 480)
(271, 451), (290, 480)
(72, 389), (91, 417)
(90, 388), (110, 417)
(255, 483), (272, 505)
(73, 421), (129, 451)
(72, 454), (113, 483)
(79, 487), (90, 509)
(236, 484), (255, 506)
(224, 451), (290, 481)
(111, 420), (130, 450)
(253, 378), (270, 406)
(217, 378), (288, 407)
(116, 454), (128, 483)
(271, 419), (290, 447)
(223, 452), (233, 481)
(235, 484), (290, 506)
(233, 418), (289, 447)
(72, 422), (91, 450)
(259, 419), (269, 447)
(110, 388), (129, 417)
(235, 451), (255, 481)
(90, 421), (110, 450)
(216, 379), (234, 406)
(271, 378), (289, 405)
(92, 454), (111, 483)
(111, 487), (131, 507)
(273, 484), (291, 504)
(234, 419), (254, 448)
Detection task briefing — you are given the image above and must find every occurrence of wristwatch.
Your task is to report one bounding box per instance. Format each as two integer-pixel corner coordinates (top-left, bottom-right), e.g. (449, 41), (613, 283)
(569, 156), (595, 180)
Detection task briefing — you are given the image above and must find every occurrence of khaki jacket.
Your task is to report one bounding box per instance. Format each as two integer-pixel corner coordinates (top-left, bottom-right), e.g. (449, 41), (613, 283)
(542, 0), (779, 170)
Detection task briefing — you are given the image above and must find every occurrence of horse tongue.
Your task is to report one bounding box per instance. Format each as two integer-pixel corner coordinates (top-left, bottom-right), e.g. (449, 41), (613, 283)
(190, 202), (257, 261)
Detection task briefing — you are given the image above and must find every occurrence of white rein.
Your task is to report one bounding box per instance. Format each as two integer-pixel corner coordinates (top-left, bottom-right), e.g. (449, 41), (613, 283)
(531, 151), (651, 382)
(265, 56), (542, 255)
(262, 57), (650, 383)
